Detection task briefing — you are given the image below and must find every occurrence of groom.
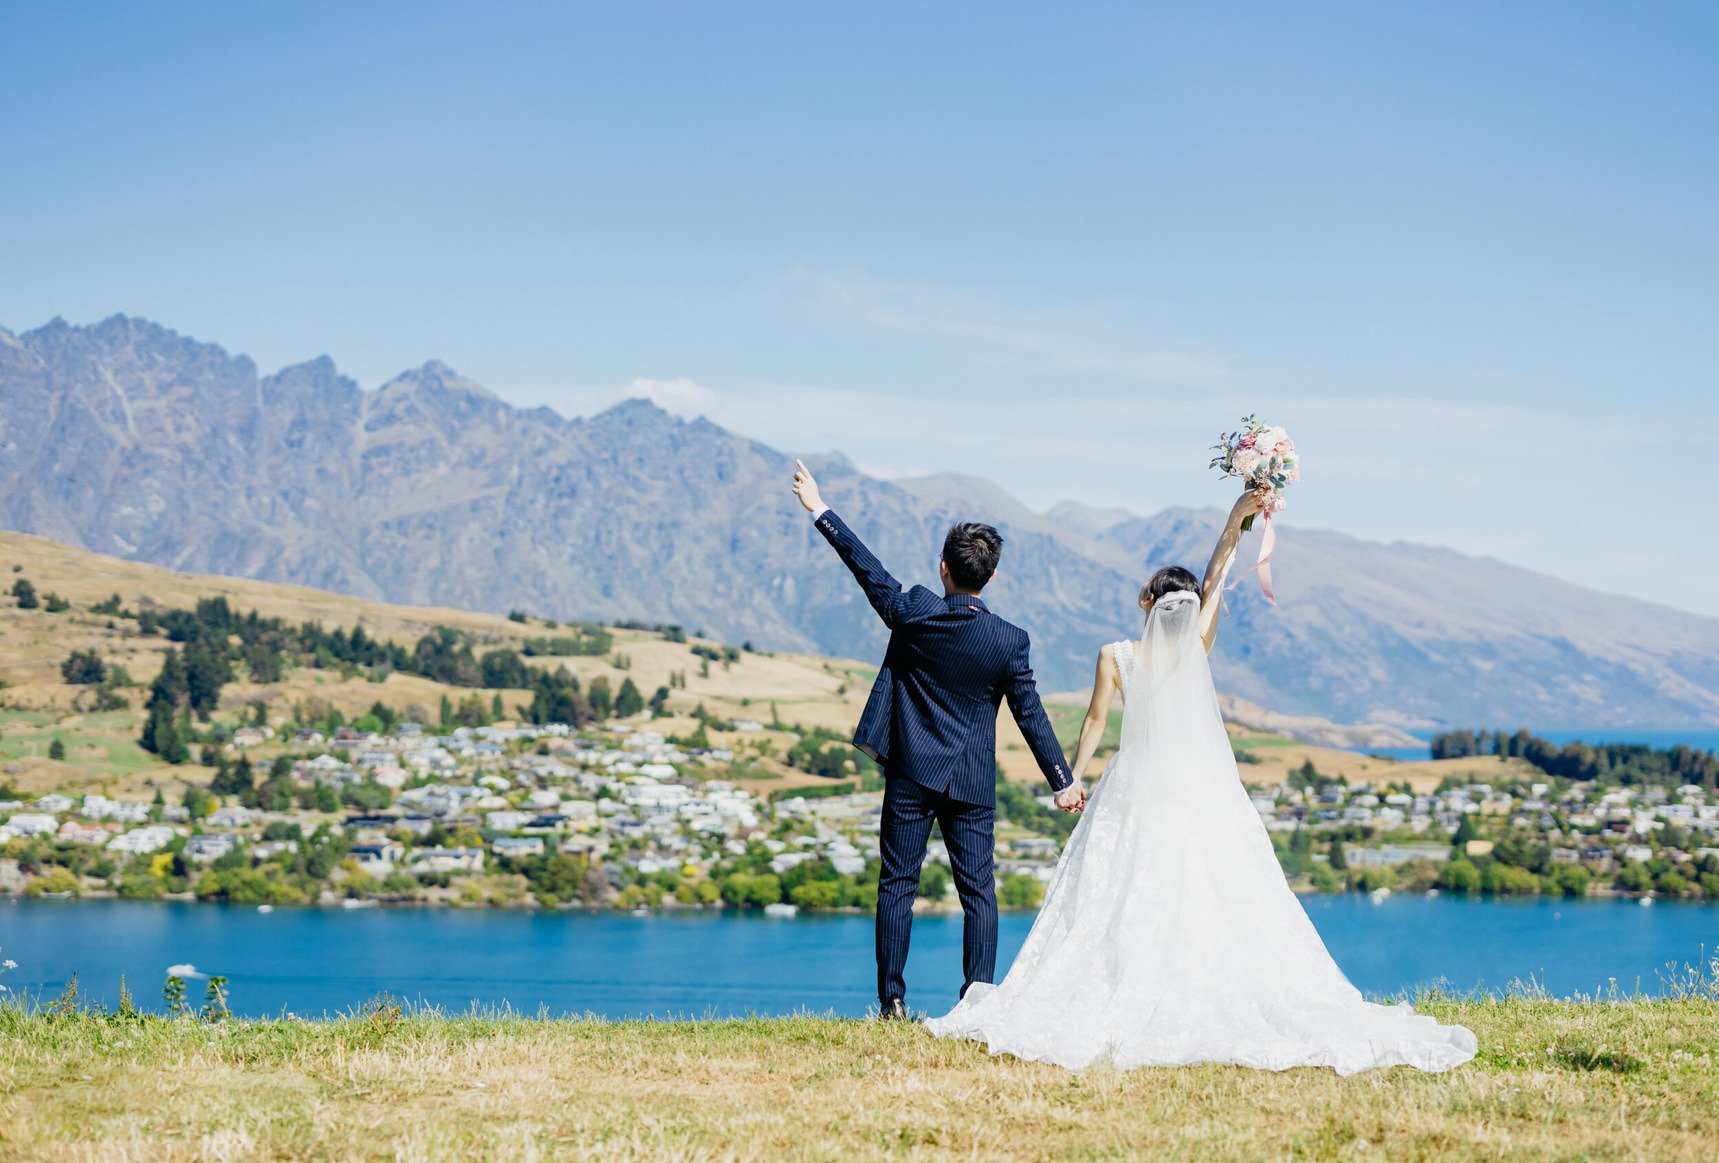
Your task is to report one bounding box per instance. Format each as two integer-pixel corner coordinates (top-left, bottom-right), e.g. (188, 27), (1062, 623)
(792, 460), (1083, 1019)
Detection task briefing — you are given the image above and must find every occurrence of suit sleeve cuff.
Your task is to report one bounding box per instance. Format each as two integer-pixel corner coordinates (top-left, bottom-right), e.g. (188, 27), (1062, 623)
(810, 506), (831, 521)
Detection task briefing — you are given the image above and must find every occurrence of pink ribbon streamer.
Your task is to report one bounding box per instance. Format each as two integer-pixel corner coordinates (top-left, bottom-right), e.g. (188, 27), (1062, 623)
(1225, 512), (1277, 605)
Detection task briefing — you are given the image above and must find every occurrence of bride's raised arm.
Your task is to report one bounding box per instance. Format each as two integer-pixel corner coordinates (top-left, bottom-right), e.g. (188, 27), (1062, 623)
(1197, 491), (1264, 653)
(1068, 646), (1121, 784)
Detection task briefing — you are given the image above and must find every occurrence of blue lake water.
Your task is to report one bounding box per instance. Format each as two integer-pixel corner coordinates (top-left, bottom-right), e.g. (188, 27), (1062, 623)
(4, 896), (1716, 1018)
(1348, 728), (1719, 764)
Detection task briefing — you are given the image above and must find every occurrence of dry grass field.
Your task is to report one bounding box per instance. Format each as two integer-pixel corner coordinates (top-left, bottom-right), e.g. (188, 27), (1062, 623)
(0, 530), (877, 799)
(2, 999), (1717, 1161)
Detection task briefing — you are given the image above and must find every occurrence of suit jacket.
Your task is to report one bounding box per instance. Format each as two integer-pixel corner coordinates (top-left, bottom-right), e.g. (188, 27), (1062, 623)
(813, 508), (1072, 807)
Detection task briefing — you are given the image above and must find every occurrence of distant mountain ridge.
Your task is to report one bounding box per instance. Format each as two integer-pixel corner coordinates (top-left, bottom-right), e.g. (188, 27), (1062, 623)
(4, 313), (1718, 729)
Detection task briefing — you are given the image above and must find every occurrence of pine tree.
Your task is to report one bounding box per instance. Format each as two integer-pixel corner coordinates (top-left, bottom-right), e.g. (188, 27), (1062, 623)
(589, 677), (613, 719)
(150, 649), (189, 709)
(615, 677), (644, 717)
(1329, 838), (1349, 871)
(438, 693), (453, 728)
(1451, 813), (1479, 849)
(141, 701), (180, 758)
(47, 737), (66, 761)
(158, 714), (190, 765)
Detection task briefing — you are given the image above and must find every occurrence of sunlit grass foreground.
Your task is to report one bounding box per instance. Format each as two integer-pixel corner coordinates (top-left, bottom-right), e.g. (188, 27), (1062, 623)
(2, 991), (1718, 1161)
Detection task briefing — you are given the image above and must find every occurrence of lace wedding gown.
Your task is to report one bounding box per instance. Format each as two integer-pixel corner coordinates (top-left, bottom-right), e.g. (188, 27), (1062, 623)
(925, 591), (1477, 1074)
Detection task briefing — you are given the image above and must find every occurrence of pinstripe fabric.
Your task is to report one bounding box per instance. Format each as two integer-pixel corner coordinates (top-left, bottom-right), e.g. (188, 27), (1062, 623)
(811, 508), (1070, 1004)
(811, 509), (1072, 806)
(877, 775), (998, 1002)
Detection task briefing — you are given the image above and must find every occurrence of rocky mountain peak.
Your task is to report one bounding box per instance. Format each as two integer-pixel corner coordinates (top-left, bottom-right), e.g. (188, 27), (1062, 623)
(2, 312), (1716, 727)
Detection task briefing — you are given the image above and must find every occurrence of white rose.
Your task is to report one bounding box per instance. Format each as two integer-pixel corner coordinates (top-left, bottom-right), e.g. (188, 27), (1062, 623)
(1255, 426), (1288, 452)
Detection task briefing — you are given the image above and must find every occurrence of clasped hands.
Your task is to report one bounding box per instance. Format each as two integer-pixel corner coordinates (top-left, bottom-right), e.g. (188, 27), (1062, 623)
(1054, 784), (1086, 813)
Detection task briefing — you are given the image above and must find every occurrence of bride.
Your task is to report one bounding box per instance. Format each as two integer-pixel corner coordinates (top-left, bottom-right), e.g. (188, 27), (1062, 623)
(925, 492), (1477, 1074)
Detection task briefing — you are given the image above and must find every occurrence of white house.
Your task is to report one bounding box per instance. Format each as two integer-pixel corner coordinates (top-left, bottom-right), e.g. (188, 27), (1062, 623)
(184, 834), (240, 863)
(107, 825), (177, 855)
(350, 840), (405, 877)
(492, 836), (545, 858)
(407, 847), (485, 876)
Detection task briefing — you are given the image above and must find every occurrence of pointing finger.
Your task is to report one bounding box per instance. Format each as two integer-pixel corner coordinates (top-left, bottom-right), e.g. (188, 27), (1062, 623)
(795, 458), (809, 475)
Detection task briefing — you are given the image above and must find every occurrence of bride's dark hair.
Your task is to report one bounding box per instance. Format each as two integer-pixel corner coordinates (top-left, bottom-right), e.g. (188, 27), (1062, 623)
(1141, 565), (1200, 606)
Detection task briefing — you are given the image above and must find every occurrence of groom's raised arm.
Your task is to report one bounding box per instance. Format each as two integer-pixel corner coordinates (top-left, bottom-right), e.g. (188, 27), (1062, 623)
(811, 509), (916, 629)
(1004, 633), (1074, 794)
(793, 459), (915, 629)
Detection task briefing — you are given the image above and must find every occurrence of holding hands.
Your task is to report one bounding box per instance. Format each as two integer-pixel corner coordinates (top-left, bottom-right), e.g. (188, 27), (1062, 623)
(1054, 783), (1086, 813)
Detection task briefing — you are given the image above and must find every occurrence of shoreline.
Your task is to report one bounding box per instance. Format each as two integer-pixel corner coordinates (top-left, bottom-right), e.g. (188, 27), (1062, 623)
(7, 884), (1696, 912)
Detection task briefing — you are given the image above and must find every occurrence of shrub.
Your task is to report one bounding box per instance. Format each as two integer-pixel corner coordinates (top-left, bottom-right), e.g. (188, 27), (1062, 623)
(998, 872), (1045, 909)
(1550, 864), (1592, 898)
(1482, 863), (1541, 896)
(720, 872), (783, 908)
(1656, 870), (1693, 897)
(789, 880), (843, 909)
(1614, 861), (1655, 894)
(918, 861), (952, 900)
(60, 650), (107, 685)
(24, 867), (80, 896)
(1440, 859), (1482, 894)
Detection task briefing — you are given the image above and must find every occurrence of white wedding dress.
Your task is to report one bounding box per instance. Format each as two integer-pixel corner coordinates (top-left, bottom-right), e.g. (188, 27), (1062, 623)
(925, 591), (1477, 1074)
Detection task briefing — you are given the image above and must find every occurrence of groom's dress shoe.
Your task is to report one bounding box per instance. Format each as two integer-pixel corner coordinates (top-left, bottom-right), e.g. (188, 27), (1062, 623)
(880, 997), (909, 1021)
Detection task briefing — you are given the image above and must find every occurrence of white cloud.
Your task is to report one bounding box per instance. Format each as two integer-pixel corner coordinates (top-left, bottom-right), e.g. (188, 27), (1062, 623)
(625, 376), (718, 417)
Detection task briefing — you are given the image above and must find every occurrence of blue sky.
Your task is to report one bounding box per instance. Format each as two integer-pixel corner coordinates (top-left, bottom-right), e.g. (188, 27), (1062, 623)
(2, 2), (1715, 613)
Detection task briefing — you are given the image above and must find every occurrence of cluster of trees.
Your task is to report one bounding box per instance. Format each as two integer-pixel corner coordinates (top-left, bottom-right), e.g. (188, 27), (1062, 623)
(610, 621), (685, 642)
(1432, 728), (1719, 790)
(520, 626), (614, 656)
(1269, 825), (1398, 893)
(138, 645), (227, 764)
(690, 643), (741, 665)
(1269, 811), (1719, 900)
(10, 577), (69, 612)
(995, 769), (1078, 839)
(1438, 826), (1719, 900)
(785, 725), (876, 780)
(6, 820), (368, 905)
(102, 593), (677, 754)
(191, 752), (394, 814)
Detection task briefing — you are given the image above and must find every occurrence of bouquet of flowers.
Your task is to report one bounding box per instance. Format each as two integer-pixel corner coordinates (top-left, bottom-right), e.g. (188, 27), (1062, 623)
(1210, 416), (1299, 532)
(1209, 416), (1300, 603)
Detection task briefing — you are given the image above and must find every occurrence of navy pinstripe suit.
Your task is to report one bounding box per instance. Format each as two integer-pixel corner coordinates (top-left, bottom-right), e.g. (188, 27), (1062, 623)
(811, 508), (1072, 1004)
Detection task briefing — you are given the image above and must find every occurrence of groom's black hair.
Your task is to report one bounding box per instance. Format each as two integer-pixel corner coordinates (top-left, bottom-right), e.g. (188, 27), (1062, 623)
(942, 523), (1003, 592)
(1142, 565), (1200, 606)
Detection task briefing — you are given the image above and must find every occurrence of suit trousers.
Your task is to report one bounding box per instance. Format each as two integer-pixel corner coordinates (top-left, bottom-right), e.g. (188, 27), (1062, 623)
(875, 773), (998, 1005)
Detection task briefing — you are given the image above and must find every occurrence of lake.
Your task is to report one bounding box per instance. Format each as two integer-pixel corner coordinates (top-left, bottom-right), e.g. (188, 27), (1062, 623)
(5, 896), (1716, 1018)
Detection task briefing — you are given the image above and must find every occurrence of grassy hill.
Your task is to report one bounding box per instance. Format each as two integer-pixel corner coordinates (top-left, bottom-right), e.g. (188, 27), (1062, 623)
(0, 529), (1509, 803)
(3, 998), (1717, 1160)
(0, 529), (876, 801)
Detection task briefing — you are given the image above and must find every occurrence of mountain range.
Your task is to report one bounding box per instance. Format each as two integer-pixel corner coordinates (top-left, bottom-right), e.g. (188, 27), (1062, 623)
(3, 313), (1717, 730)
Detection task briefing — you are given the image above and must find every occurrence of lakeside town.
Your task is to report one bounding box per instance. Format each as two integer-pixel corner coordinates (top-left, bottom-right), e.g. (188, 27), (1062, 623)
(3, 542), (1717, 914)
(7, 711), (1719, 911)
